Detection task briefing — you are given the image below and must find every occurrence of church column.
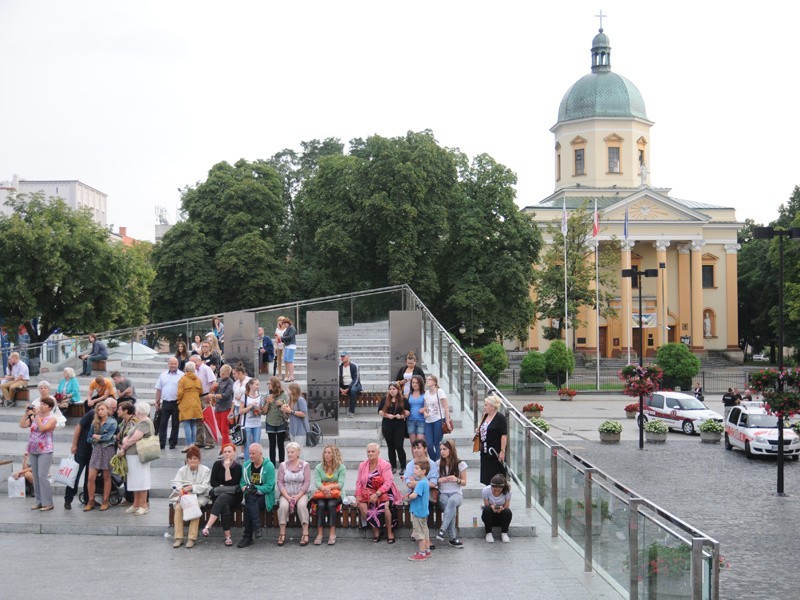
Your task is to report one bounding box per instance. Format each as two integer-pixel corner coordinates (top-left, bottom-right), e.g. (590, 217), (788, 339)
(677, 244), (691, 345)
(620, 241), (634, 356)
(690, 240), (705, 351)
(584, 240), (599, 357)
(725, 244), (741, 350)
(654, 241), (670, 348)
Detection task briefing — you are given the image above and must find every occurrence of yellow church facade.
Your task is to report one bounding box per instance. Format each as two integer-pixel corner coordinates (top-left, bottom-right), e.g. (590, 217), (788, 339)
(523, 28), (742, 361)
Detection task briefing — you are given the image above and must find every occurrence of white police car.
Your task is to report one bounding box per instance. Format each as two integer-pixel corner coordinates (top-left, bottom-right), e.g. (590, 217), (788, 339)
(724, 402), (800, 459)
(639, 391), (723, 435)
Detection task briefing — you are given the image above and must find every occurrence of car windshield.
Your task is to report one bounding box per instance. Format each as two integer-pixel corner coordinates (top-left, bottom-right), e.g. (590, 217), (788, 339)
(677, 398), (706, 410)
(746, 414), (779, 428)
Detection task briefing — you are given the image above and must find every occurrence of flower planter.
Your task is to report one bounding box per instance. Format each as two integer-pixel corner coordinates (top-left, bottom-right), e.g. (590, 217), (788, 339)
(625, 411), (637, 419)
(524, 410), (541, 419)
(599, 432), (621, 443)
(645, 431), (668, 443)
(700, 431), (722, 444)
(559, 395), (574, 401)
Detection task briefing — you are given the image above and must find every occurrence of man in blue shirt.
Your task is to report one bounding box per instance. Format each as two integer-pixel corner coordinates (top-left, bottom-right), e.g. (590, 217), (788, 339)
(155, 357), (184, 449)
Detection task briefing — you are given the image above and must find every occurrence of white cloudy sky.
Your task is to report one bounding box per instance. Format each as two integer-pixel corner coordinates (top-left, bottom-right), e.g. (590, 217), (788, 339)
(1, 1), (797, 241)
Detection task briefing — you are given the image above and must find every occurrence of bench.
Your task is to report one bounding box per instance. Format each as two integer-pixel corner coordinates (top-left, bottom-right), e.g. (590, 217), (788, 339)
(91, 360), (107, 372)
(66, 403), (86, 418)
(516, 382), (546, 395)
(168, 500), (452, 530)
(339, 392), (384, 408)
(13, 387), (31, 403)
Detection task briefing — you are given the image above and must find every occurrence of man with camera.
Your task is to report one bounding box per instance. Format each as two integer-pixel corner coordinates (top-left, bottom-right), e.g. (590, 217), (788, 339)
(238, 443), (276, 548)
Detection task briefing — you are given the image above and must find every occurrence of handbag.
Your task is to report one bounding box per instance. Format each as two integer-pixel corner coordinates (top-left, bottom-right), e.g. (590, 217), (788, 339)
(473, 413), (488, 453)
(230, 423), (244, 446)
(54, 455), (79, 487)
(180, 493), (203, 521)
(312, 488), (341, 500)
(212, 485), (238, 497)
(437, 392), (453, 434)
(136, 420), (161, 464)
(7, 475), (26, 498)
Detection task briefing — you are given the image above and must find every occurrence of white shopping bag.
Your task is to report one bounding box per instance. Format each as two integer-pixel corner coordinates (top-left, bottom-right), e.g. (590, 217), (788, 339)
(8, 476), (25, 498)
(54, 455), (79, 487)
(180, 493), (202, 521)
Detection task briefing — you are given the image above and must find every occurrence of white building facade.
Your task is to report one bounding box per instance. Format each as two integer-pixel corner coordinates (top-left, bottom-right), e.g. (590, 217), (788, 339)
(0, 174), (107, 226)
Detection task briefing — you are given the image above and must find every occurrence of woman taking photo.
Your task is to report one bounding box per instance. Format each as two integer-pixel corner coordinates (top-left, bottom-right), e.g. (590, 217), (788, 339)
(170, 446), (211, 549)
(240, 378), (263, 449)
(263, 376), (288, 466)
(201, 443), (243, 546)
(378, 382), (409, 473)
(85, 401), (117, 511)
(394, 351), (425, 398)
(356, 442), (400, 544)
(212, 364), (234, 446)
(19, 396), (56, 511)
(174, 341), (190, 371)
(286, 382), (309, 444)
(281, 318), (297, 383)
(118, 401), (155, 516)
(406, 375), (426, 445)
(423, 375), (451, 461)
(312, 444), (345, 545)
(437, 439), (467, 548)
(276, 441), (311, 546)
(177, 361), (203, 452)
(477, 394), (508, 485)
(56, 367), (80, 408)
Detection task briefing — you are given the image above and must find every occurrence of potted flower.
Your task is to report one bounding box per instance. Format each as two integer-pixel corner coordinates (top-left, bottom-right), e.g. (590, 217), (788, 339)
(624, 402), (639, 419)
(644, 419), (669, 443)
(529, 417), (550, 433)
(522, 402), (544, 419)
(698, 419), (724, 443)
(598, 420), (622, 443)
(558, 387), (577, 401)
(618, 364), (664, 397)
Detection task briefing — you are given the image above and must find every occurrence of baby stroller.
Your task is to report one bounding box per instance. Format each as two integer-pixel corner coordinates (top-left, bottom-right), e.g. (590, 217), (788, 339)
(79, 470), (124, 506)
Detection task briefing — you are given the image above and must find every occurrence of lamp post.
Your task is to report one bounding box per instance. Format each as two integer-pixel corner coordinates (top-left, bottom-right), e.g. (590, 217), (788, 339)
(622, 266), (659, 450)
(459, 305), (484, 347)
(752, 226), (800, 495)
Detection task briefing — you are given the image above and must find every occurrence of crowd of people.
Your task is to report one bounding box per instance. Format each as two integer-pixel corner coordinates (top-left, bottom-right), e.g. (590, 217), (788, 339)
(9, 319), (515, 559)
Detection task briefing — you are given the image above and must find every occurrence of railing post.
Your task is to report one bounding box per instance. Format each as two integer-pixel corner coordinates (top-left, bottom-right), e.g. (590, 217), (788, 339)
(438, 332), (443, 372)
(584, 468), (596, 572)
(350, 296), (354, 326)
(525, 426), (532, 508)
(702, 371), (706, 391)
(691, 537), (705, 600)
(447, 342), (453, 395)
(470, 371), (478, 429)
(295, 304), (300, 334)
(429, 319), (435, 362)
(458, 355), (465, 412)
(711, 540), (721, 600)
(628, 497), (642, 600)
(550, 445), (561, 538)
(422, 313), (427, 355)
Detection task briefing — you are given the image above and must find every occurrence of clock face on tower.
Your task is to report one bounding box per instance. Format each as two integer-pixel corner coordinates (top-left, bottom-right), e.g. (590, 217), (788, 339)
(630, 199), (665, 221)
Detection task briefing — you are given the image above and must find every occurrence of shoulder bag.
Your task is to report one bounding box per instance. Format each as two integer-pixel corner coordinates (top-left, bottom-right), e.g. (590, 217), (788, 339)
(473, 413), (488, 453)
(437, 391), (453, 434)
(136, 420), (161, 464)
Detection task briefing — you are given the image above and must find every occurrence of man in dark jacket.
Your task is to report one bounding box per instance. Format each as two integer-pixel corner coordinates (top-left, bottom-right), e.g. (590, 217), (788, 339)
(338, 351), (362, 418)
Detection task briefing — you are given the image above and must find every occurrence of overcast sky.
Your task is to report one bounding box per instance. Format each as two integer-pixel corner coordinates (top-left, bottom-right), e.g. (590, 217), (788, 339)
(1, 1), (797, 241)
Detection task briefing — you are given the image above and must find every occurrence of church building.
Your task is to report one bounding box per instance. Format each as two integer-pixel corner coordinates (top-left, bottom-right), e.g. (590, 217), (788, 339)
(524, 27), (742, 361)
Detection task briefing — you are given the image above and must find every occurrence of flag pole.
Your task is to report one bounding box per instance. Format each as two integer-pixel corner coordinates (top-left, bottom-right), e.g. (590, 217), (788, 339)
(624, 203), (631, 365)
(594, 200), (600, 391)
(562, 199), (569, 389)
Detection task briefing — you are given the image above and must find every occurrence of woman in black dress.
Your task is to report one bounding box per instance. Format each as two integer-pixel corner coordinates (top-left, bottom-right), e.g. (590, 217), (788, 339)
(477, 394), (508, 485)
(378, 382), (410, 472)
(201, 443), (243, 546)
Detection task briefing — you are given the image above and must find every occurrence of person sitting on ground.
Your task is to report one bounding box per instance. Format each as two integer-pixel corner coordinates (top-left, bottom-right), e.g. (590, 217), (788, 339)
(84, 401), (118, 511)
(56, 367), (81, 408)
(482, 474), (512, 543)
(436, 439), (467, 548)
(276, 441), (311, 547)
(394, 351), (425, 398)
(202, 443), (243, 547)
(177, 361), (203, 452)
(312, 444), (345, 546)
(112, 371), (136, 402)
(1, 351), (29, 407)
(85, 375), (117, 410)
(170, 445), (211, 549)
(404, 459), (431, 561)
(237, 443), (276, 548)
(79, 333), (108, 377)
(12, 451), (35, 497)
(357, 442), (400, 544)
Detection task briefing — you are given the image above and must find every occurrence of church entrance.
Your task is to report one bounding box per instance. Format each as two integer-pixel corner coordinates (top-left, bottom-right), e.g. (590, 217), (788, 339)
(598, 326), (608, 358)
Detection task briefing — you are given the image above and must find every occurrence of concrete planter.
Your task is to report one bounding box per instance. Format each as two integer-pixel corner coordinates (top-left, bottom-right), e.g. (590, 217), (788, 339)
(524, 411), (542, 419)
(559, 395), (574, 401)
(625, 411), (637, 419)
(645, 431), (668, 443)
(700, 431), (722, 444)
(599, 432), (621, 443)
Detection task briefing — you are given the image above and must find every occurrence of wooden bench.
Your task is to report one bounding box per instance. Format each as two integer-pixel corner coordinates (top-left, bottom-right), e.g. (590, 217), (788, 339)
(516, 382), (546, 395)
(9, 386), (30, 405)
(339, 392), (384, 408)
(91, 360), (107, 372)
(66, 403), (86, 418)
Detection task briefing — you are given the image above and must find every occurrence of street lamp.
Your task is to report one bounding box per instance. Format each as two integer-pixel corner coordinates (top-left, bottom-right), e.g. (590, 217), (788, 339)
(622, 266), (659, 450)
(459, 305), (484, 346)
(752, 225), (800, 496)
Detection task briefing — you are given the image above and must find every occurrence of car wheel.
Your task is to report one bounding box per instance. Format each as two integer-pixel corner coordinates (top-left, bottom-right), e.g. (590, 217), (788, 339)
(682, 420), (695, 435)
(792, 455), (799, 462)
(745, 441), (753, 459)
(637, 414), (648, 428)
(724, 434), (732, 450)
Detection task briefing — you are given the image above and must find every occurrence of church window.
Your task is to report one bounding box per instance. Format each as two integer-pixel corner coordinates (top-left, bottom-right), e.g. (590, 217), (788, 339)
(575, 149), (585, 176)
(702, 265), (714, 288)
(608, 147), (620, 173)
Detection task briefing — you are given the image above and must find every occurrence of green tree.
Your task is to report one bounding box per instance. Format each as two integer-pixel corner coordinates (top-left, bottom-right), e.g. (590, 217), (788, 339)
(519, 350), (546, 383)
(655, 342), (700, 391)
(0, 193), (149, 346)
(533, 202), (619, 341)
(544, 340), (575, 388)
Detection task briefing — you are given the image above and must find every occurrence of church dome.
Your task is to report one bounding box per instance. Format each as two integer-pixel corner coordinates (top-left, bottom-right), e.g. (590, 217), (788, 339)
(556, 29), (648, 124)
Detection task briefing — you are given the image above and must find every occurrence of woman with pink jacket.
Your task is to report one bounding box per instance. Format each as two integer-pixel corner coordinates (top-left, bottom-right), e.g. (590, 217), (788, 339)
(356, 442), (401, 543)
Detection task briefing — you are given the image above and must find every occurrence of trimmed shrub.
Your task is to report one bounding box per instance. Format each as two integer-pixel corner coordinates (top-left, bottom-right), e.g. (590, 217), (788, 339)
(544, 340), (575, 388)
(475, 342), (508, 384)
(655, 343), (700, 391)
(519, 350), (546, 383)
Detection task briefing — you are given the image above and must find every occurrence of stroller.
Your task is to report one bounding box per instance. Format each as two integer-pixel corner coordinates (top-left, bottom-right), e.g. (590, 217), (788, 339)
(79, 470), (124, 506)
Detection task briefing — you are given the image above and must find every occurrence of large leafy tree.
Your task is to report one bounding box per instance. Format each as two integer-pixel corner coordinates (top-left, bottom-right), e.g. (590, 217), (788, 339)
(0, 193), (152, 346)
(532, 203), (619, 341)
(150, 159), (289, 320)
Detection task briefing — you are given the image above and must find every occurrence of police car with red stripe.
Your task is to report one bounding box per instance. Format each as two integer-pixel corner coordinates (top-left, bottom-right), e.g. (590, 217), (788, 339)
(724, 401), (800, 459)
(640, 391), (723, 435)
